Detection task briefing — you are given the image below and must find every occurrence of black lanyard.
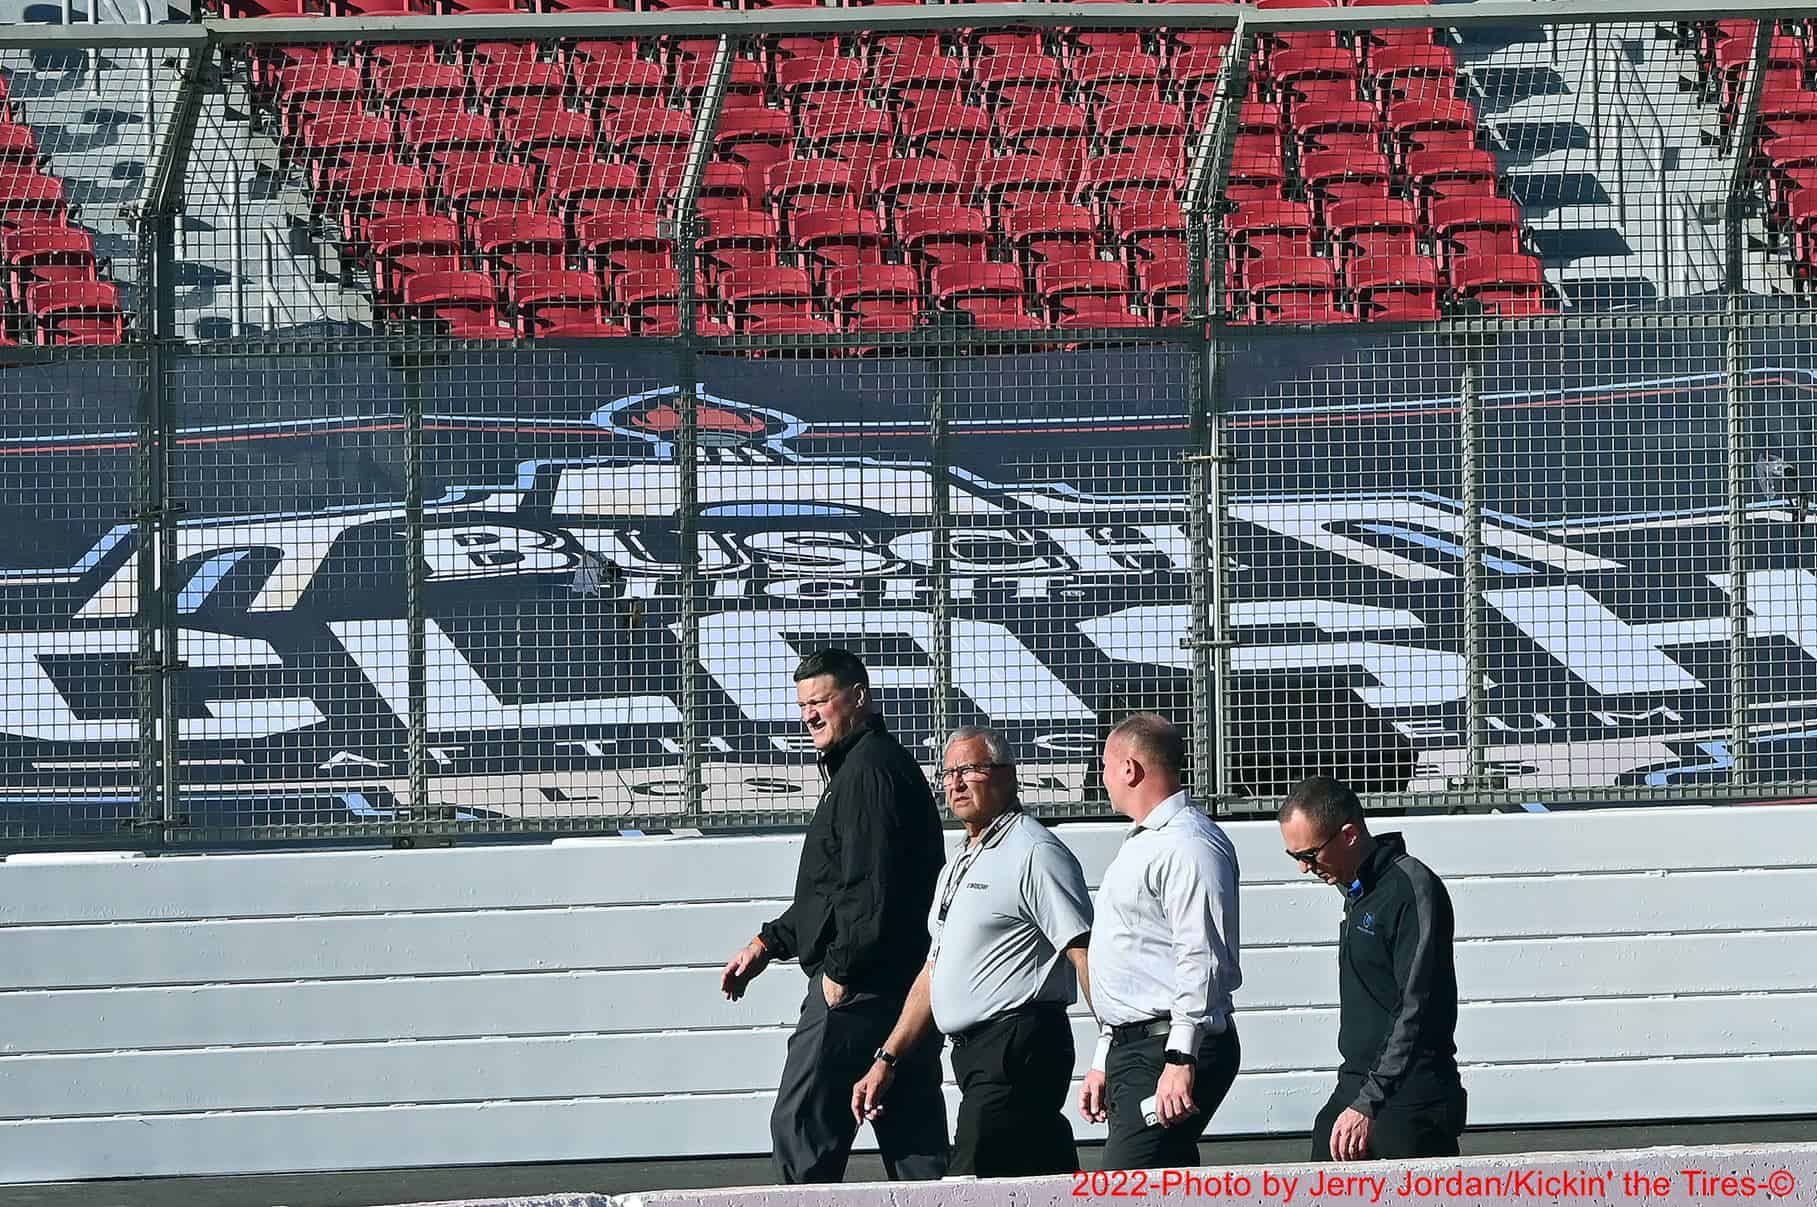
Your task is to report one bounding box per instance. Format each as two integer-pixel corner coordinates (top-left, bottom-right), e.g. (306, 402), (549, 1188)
(938, 809), (1019, 923)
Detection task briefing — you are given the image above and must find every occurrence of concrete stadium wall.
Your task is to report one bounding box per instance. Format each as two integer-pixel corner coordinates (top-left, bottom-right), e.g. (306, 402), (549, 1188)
(0, 805), (1813, 1182)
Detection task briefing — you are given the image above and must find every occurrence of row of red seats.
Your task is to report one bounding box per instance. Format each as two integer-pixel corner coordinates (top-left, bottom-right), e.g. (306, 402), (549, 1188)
(234, 0), (1553, 333)
(0, 173), (124, 346)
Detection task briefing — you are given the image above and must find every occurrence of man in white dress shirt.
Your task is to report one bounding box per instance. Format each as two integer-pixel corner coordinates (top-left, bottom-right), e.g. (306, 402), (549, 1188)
(1080, 713), (1242, 1170)
(851, 725), (1095, 1176)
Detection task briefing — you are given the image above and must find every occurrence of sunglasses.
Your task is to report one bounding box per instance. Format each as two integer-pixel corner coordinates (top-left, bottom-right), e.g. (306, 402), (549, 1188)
(1286, 829), (1343, 867)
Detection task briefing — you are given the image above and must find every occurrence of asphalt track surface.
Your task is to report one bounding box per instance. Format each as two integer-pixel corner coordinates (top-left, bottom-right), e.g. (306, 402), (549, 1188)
(4, 1121), (1814, 1207)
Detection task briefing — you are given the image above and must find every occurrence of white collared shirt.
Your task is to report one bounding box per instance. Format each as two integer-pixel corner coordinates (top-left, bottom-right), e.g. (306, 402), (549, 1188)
(1085, 790), (1242, 1070)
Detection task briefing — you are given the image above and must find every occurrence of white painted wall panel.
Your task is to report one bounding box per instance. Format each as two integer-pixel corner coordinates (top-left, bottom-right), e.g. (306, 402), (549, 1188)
(6, 929), (1812, 1058)
(1, 805), (1813, 1182)
(4, 1056), (1817, 1184)
(6, 995), (1810, 1122)
(0, 805), (1801, 926)
(7, 870), (1811, 992)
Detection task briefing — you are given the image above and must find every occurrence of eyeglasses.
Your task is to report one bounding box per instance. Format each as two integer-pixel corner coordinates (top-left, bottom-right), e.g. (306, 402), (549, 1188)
(937, 761), (1008, 783)
(1286, 829), (1343, 867)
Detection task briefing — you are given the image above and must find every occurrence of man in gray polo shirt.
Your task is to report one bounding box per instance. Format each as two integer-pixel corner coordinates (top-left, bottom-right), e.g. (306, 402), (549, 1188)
(851, 725), (1095, 1177)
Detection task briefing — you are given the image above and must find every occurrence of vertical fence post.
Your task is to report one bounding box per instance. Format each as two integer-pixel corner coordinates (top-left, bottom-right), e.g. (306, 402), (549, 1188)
(136, 40), (211, 838)
(930, 357), (953, 758)
(1723, 21), (1772, 787)
(673, 37), (732, 816)
(1458, 343), (1487, 792)
(1182, 19), (1247, 811)
(402, 357), (430, 824)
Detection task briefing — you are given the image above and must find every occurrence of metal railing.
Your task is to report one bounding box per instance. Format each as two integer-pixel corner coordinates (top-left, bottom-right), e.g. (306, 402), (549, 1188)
(3, 2), (1817, 846)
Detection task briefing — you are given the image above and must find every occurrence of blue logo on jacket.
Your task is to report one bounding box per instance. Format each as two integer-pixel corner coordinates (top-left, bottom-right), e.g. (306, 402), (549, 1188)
(1356, 911), (1377, 935)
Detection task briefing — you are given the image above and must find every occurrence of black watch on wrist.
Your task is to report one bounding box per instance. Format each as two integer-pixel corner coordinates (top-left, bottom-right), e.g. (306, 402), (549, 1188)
(1163, 1049), (1195, 1066)
(873, 1047), (899, 1068)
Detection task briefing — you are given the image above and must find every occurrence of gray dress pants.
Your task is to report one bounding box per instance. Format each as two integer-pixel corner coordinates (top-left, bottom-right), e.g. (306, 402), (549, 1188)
(769, 972), (950, 1184)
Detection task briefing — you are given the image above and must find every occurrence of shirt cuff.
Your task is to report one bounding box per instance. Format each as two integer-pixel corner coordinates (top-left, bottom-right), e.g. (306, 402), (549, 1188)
(1090, 1032), (1112, 1073)
(1166, 1019), (1201, 1055)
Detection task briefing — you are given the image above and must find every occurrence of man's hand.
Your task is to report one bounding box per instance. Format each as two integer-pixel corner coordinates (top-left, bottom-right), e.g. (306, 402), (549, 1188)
(1079, 1068), (1109, 1124)
(1154, 1063), (1198, 1127)
(719, 938), (769, 1001)
(821, 972), (848, 1008)
(1329, 1107), (1374, 1161)
(851, 1060), (895, 1123)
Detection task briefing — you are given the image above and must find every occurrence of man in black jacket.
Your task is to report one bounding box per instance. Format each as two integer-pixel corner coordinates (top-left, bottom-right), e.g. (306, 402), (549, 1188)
(1278, 776), (1466, 1163)
(719, 648), (949, 1184)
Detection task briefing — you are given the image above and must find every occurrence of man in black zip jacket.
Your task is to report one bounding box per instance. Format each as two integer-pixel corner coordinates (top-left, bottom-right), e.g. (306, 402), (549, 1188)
(719, 648), (949, 1184)
(1278, 776), (1466, 1163)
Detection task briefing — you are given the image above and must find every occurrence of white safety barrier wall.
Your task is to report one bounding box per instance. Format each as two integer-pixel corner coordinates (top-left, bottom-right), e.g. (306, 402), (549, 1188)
(0, 806), (1813, 1182)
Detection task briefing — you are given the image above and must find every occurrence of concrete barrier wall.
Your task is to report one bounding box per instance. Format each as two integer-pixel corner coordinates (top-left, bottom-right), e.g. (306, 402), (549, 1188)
(0, 805), (1813, 1181)
(606, 1144), (1817, 1207)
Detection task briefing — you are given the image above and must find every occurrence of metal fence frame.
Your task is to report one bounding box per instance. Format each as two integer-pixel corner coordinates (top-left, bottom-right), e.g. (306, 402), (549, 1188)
(4, 1), (1817, 844)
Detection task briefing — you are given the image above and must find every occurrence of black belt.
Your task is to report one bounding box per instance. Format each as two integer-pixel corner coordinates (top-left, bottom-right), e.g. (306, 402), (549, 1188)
(950, 1000), (1068, 1048)
(1107, 1013), (1230, 1046)
(1109, 1015), (1174, 1045)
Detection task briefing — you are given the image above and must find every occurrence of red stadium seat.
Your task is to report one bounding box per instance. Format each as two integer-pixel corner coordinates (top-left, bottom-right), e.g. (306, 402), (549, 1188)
(827, 264), (922, 325)
(932, 261), (1029, 324)
(1072, 50), (1166, 109)
(776, 55), (869, 110)
(901, 105), (995, 177)
(973, 53), (1067, 110)
(1431, 197), (1526, 270)
(511, 269), (607, 334)
(545, 159), (645, 222)
(998, 101), (1092, 176)
(3, 224), (98, 308)
(698, 210), (780, 276)
(765, 158), (860, 220)
(1451, 253), (1550, 315)
(793, 207), (889, 275)
(977, 155), (1075, 214)
(1137, 256), (1190, 325)
(1076, 153), (1180, 215)
(871, 159), (968, 215)
(29, 280), (126, 345)
(1388, 98), (1479, 165)
(475, 212), (571, 283)
(1273, 48), (1362, 111)
(333, 158), (432, 252)
(1225, 199), (1317, 278)
(0, 172), (69, 230)
(1035, 257), (1132, 325)
(1300, 150), (1393, 211)
(1349, 253), (1443, 321)
(799, 103), (896, 181)
(403, 269), (511, 336)
(1325, 197), (1421, 266)
(897, 205), (993, 269)
(1112, 200), (1188, 267)
(1293, 101), (1384, 160)
(367, 213), (464, 304)
(1242, 255), (1339, 323)
(578, 208), (673, 275)
(719, 264), (816, 328)
(1367, 44), (1460, 114)
(1002, 202), (1100, 266)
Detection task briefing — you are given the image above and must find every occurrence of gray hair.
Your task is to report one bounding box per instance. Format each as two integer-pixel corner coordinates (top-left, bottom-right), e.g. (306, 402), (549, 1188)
(942, 725), (1014, 768)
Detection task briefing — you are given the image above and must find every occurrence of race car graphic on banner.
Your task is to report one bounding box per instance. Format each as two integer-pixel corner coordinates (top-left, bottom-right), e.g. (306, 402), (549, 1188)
(2, 335), (1816, 828)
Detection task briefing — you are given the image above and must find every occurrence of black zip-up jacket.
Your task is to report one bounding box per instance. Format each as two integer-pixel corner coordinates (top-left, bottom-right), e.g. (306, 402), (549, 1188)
(1337, 832), (1461, 1116)
(759, 715), (944, 998)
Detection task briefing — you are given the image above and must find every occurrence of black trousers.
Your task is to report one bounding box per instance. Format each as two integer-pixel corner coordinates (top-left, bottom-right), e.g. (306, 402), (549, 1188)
(1310, 1081), (1468, 1162)
(1100, 1023), (1241, 1171)
(770, 972), (950, 1184)
(948, 1003), (1079, 1177)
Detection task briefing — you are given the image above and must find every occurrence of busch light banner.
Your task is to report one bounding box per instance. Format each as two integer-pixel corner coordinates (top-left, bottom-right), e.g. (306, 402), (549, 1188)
(4, 314), (1817, 834)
